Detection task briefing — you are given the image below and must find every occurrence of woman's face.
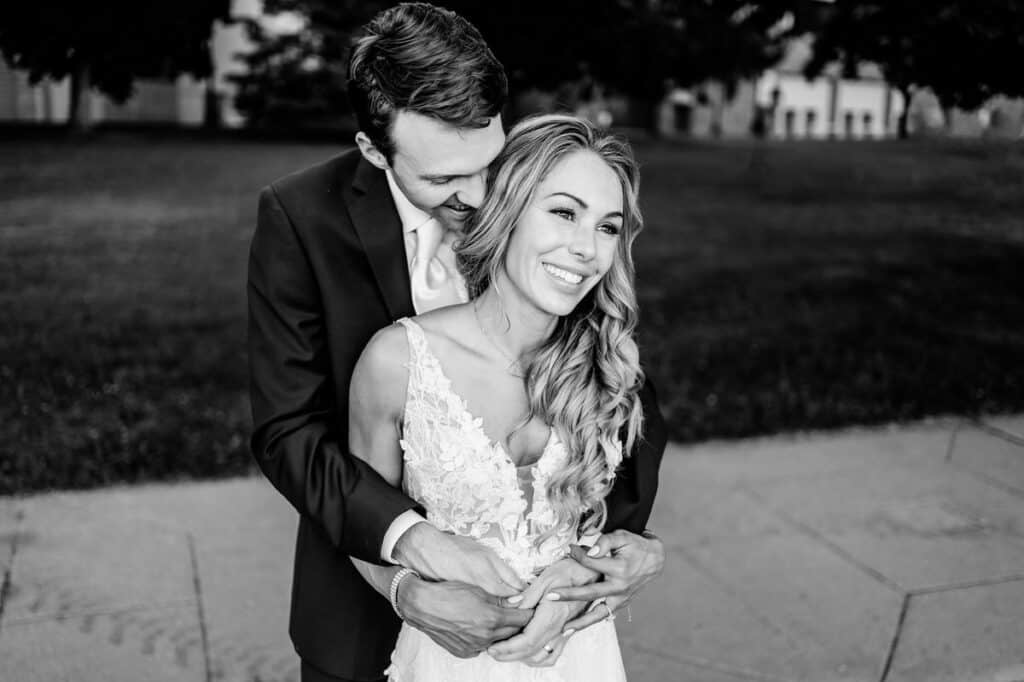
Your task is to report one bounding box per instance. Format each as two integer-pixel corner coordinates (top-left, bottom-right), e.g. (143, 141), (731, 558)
(502, 150), (624, 318)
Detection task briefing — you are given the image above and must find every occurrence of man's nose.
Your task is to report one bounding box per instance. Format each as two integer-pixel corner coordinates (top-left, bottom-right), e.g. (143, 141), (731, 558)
(454, 172), (486, 208)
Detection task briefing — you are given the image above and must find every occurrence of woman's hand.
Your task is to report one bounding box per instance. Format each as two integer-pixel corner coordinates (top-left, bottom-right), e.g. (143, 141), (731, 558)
(486, 599), (576, 666)
(506, 557), (600, 610)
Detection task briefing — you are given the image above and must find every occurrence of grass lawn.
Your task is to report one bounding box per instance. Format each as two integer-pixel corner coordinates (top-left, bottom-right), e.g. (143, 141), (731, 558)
(2, 134), (1023, 493)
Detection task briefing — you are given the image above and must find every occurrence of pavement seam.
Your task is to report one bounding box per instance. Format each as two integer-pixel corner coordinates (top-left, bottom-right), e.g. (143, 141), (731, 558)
(187, 532), (213, 682)
(0, 508), (25, 636)
(877, 592), (911, 682)
(943, 420), (963, 462)
(946, 459), (1024, 502)
(974, 419), (1024, 447)
(740, 484), (906, 595)
(909, 571), (1024, 596)
(2, 599), (198, 627)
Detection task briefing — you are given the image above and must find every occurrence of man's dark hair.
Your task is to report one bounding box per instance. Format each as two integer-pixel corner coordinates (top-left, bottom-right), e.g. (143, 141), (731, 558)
(347, 3), (508, 162)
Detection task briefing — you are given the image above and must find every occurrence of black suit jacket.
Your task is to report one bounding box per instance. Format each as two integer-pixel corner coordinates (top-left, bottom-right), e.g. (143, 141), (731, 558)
(247, 148), (667, 681)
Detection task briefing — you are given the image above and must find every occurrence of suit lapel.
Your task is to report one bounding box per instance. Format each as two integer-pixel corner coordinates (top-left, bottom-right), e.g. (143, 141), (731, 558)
(347, 157), (415, 321)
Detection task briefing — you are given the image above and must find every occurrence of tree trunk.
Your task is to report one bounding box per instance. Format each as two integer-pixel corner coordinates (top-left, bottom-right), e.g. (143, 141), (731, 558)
(67, 63), (94, 132)
(203, 80), (222, 130)
(897, 85), (913, 139)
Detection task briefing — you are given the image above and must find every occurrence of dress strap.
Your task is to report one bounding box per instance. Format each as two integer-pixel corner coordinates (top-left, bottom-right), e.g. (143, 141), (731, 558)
(395, 317), (440, 401)
(395, 317), (427, 366)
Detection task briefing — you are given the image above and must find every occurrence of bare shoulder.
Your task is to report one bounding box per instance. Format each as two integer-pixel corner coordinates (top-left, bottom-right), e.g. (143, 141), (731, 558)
(350, 322), (412, 416)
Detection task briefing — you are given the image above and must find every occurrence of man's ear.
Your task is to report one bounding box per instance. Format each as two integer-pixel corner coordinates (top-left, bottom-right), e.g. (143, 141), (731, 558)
(355, 132), (389, 171)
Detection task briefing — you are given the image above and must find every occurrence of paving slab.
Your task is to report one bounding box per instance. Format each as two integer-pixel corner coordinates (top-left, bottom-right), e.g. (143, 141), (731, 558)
(887, 578), (1024, 682)
(186, 480), (298, 682)
(950, 426), (1024, 495)
(668, 423), (954, 488)
(749, 458), (1024, 590)
(0, 605), (203, 682)
(1, 494), (196, 623)
(621, 466), (901, 682)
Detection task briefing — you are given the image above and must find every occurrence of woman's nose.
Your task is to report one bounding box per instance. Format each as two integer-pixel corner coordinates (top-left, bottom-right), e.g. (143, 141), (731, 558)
(568, 225), (597, 260)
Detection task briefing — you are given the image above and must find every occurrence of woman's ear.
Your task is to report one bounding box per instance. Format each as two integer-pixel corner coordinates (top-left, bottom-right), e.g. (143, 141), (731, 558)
(355, 132), (389, 170)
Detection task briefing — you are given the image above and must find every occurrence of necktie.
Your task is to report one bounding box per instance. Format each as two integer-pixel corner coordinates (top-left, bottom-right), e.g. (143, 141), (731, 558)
(409, 218), (468, 313)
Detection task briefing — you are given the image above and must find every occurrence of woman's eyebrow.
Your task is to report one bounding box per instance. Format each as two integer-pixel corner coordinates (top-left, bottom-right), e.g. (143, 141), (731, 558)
(546, 191), (587, 207)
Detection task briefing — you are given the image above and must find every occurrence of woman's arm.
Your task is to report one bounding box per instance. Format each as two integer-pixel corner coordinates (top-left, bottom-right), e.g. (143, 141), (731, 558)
(345, 324), (535, 657)
(347, 324), (411, 596)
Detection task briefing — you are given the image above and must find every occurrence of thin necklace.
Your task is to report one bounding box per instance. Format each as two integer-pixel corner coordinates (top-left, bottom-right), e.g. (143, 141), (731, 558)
(473, 301), (525, 378)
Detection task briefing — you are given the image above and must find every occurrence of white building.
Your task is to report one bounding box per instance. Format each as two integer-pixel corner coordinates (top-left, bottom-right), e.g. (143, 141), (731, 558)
(659, 35), (1023, 140)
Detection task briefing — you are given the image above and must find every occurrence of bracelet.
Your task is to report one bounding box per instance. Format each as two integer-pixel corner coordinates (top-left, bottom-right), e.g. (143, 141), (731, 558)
(388, 567), (419, 619)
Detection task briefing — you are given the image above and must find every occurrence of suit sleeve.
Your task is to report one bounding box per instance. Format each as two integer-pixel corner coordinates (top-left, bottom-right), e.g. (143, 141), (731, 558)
(247, 185), (417, 563)
(604, 376), (667, 534)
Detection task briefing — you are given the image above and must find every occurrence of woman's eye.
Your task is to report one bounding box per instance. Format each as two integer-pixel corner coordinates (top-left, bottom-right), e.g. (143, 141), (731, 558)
(429, 178), (452, 186)
(551, 207), (576, 221)
(599, 223), (621, 236)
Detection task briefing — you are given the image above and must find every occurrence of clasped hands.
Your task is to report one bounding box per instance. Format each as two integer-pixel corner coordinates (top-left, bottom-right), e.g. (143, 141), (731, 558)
(393, 524), (664, 665)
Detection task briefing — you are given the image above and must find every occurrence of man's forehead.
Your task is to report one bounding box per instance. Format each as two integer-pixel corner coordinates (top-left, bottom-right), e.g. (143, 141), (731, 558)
(391, 112), (505, 175)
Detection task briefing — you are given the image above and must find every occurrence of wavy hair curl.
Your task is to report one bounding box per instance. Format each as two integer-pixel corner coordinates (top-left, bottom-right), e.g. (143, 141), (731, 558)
(456, 114), (645, 538)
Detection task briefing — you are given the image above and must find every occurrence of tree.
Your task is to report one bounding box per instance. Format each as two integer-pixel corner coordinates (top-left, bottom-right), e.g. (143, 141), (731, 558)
(448, 0), (793, 115)
(0, 1), (231, 130)
(231, 0), (393, 130)
(797, 0), (1024, 138)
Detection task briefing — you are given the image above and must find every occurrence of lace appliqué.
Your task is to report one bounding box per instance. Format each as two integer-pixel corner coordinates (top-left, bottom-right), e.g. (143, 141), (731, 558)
(396, 318), (574, 580)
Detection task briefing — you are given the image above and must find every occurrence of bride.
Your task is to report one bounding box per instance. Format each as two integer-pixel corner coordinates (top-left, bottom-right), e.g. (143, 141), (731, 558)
(348, 114), (647, 681)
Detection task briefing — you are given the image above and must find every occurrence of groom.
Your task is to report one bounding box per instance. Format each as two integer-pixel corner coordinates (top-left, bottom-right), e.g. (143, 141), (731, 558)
(247, 4), (667, 681)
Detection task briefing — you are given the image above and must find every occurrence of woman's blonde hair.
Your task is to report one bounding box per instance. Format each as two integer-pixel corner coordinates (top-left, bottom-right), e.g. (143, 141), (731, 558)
(456, 114), (645, 538)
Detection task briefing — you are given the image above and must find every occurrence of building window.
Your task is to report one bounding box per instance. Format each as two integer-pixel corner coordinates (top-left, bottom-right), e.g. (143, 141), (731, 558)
(784, 108), (796, 138)
(862, 111), (874, 137)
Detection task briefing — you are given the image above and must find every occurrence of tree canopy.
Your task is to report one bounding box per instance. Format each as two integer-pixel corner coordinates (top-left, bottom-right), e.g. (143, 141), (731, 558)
(0, 1), (231, 129)
(232, 0), (796, 129)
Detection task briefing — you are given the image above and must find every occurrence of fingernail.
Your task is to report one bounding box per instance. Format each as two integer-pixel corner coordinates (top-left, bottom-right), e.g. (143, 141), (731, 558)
(507, 595), (523, 604)
(563, 628), (576, 638)
(587, 545), (601, 557)
(544, 592), (561, 601)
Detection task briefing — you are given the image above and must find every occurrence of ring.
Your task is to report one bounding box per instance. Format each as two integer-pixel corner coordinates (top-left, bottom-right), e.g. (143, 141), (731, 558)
(543, 643), (555, 654)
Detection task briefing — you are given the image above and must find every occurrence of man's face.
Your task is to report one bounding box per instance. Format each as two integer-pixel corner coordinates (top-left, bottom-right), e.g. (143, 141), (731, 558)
(386, 111), (505, 232)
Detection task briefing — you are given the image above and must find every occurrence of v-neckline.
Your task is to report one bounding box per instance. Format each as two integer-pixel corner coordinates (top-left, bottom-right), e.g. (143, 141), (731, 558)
(405, 318), (559, 473)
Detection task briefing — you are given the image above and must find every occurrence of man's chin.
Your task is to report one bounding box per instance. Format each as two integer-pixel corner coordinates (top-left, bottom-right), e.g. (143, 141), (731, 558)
(437, 210), (474, 232)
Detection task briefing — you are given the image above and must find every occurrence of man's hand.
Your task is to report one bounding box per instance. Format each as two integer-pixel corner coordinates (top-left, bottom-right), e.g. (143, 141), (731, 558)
(548, 530), (664, 633)
(393, 522), (526, 597)
(397, 576), (534, 658)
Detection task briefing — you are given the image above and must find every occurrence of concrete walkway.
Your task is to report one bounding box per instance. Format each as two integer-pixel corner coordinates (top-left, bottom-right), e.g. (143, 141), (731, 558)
(2, 415), (1023, 682)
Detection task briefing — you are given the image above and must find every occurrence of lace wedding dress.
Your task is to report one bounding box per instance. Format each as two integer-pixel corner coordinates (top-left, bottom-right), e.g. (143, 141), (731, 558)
(384, 318), (626, 682)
